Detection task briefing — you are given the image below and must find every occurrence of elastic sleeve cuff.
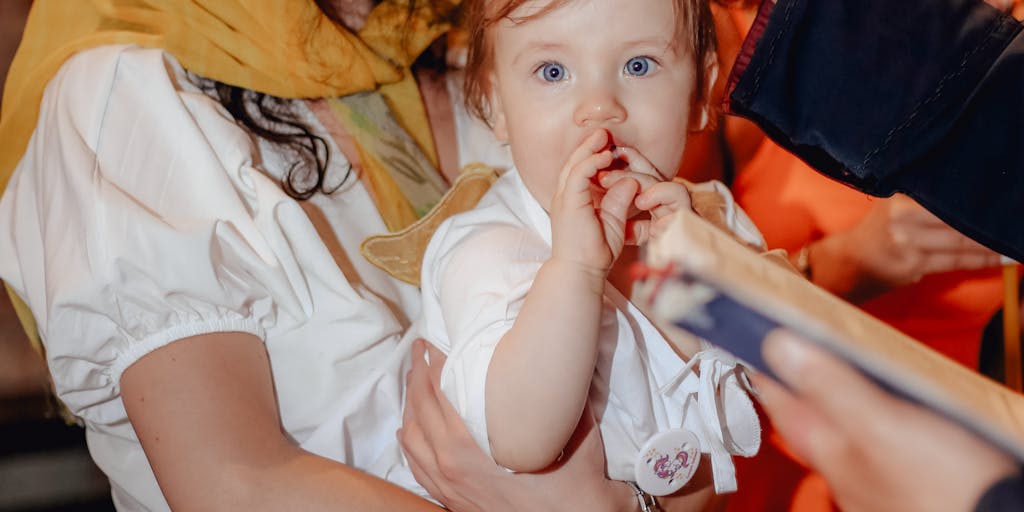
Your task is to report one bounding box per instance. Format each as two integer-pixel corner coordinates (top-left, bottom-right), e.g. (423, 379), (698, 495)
(110, 317), (266, 385)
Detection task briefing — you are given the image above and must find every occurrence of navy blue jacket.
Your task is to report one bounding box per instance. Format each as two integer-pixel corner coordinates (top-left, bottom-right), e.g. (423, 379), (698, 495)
(726, 0), (1024, 262)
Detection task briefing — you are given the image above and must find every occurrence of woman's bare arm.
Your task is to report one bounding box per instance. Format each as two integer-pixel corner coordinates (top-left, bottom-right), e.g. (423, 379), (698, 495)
(121, 332), (441, 512)
(403, 340), (715, 512)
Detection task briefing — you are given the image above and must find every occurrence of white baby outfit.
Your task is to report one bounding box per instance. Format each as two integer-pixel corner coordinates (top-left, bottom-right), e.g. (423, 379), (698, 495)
(419, 169), (762, 494)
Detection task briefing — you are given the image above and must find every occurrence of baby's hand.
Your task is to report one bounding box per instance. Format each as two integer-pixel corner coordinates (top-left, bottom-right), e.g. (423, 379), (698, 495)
(598, 147), (692, 245)
(550, 130), (639, 275)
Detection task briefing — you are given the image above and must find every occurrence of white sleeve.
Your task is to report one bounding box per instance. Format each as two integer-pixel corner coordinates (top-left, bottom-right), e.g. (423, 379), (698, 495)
(0, 45), (311, 426)
(420, 218), (547, 454)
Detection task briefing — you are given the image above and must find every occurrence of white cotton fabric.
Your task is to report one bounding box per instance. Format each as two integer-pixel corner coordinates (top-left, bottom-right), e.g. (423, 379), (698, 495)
(418, 169), (761, 486)
(0, 44), (484, 510)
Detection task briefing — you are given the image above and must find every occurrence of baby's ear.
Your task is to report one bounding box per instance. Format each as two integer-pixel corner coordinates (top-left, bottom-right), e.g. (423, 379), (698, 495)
(690, 54), (720, 132)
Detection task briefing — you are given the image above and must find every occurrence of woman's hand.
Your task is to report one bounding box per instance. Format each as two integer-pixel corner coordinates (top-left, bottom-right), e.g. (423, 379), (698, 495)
(810, 194), (1002, 302)
(401, 340), (717, 511)
(752, 330), (1018, 512)
(399, 340), (636, 512)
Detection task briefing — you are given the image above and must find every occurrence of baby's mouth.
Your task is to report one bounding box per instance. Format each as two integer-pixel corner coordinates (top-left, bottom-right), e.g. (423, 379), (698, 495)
(607, 143), (629, 172)
(606, 140), (670, 181)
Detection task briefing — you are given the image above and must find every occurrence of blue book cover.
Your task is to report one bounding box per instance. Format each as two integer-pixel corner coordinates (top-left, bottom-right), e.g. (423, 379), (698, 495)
(634, 210), (1024, 462)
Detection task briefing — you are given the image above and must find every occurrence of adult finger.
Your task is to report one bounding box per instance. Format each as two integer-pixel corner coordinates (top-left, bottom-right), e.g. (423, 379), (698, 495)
(901, 224), (1002, 255)
(918, 250), (1005, 275)
(401, 425), (446, 501)
(748, 372), (824, 468)
(401, 343), (449, 499)
(403, 340), (430, 423)
(404, 340), (449, 450)
(761, 330), (902, 437)
(423, 342), (464, 425)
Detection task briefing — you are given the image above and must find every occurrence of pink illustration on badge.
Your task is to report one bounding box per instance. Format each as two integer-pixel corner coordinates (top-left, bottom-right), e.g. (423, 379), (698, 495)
(636, 428), (701, 495)
(645, 445), (697, 484)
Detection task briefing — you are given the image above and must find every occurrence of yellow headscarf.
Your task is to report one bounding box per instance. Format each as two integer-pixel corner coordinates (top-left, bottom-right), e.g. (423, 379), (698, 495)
(0, 0), (455, 349)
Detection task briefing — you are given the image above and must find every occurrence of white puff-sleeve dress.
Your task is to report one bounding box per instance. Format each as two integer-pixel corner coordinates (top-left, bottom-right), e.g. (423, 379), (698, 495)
(0, 44), (431, 510)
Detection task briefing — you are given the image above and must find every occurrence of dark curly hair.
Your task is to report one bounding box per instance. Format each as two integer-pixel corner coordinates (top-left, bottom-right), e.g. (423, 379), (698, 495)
(193, 0), (416, 200)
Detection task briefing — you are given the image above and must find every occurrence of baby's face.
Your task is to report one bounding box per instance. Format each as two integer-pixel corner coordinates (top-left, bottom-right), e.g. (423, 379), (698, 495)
(488, 0), (703, 210)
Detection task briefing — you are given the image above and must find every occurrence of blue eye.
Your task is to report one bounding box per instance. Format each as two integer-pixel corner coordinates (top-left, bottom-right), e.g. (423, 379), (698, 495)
(537, 62), (567, 82)
(625, 56), (654, 76)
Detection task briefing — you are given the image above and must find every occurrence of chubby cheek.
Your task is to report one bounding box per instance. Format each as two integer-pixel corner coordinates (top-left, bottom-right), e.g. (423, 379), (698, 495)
(635, 103), (692, 180)
(505, 110), (572, 211)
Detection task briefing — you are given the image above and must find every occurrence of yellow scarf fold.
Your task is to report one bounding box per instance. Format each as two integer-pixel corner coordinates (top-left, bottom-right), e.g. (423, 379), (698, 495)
(0, 0), (455, 350)
(0, 0), (452, 192)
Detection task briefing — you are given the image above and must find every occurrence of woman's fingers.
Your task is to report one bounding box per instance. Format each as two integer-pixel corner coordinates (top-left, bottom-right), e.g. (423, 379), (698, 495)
(402, 340), (488, 509)
(402, 426), (446, 500)
(919, 251), (1005, 275)
(402, 341), (449, 476)
(401, 341), (451, 500)
(406, 341), (448, 435)
(756, 332), (890, 470)
(747, 372), (823, 467)
(755, 330), (1020, 512)
(423, 342), (465, 426)
(761, 331), (901, 438)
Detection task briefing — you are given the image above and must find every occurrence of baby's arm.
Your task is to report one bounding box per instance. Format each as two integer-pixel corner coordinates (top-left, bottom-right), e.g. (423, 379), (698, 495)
(485, 257), (606, 472)
(486, 130), (639, 472)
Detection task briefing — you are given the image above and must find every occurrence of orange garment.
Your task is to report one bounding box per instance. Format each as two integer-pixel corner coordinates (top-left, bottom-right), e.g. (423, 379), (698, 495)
(724, 140), (1004, 512)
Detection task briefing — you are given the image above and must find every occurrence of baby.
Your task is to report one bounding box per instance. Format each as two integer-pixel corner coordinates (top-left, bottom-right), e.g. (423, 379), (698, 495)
(418, 0), (761, 498)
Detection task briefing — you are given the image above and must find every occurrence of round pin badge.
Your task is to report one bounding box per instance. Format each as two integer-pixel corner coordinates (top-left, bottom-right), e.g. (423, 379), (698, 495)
(634, 428), (701, 496)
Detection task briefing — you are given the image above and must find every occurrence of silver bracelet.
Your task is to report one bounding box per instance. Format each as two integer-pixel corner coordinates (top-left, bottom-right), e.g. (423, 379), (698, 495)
(627, 482), (660, 512)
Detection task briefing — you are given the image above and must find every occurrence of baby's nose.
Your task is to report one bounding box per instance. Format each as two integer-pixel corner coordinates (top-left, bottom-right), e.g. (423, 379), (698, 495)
(573, 86), (626, 126)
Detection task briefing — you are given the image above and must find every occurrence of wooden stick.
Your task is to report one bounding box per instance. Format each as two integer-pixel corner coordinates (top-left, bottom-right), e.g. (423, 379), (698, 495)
(1003, 264), (1021, 393)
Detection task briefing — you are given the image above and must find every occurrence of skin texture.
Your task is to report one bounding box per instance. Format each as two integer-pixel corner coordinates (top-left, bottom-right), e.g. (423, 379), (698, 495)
(752, 330), (1019, 512)
(122, 333), (444, 511)
(400, 340), (717, 512)
(803, 194), (1003, 303)
(487, 0), (711, 211)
